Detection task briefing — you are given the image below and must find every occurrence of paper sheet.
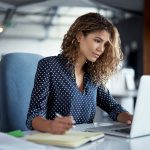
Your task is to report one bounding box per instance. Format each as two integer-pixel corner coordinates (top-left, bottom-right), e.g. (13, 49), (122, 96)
(0, 132), (46, 150)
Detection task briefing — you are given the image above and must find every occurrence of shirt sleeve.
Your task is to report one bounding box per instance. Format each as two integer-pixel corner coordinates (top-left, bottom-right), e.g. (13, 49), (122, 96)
(26, 58), (51, 130)
(96, 85), (127, 121)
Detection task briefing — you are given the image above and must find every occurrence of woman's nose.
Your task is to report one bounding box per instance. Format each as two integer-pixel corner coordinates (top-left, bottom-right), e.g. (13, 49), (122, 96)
(97, 44), (104, 53)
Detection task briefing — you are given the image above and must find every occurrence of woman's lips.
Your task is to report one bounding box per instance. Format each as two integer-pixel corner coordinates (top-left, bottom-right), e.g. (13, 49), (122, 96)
(92, 52), (100, 58)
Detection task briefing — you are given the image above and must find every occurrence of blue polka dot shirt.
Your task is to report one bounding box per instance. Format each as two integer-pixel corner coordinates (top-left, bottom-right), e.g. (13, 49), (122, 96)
(26, 54), (126, 129)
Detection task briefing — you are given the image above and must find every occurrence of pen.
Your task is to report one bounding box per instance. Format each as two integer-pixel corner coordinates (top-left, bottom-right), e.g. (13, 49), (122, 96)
(55, 113), (76, 127)
(55, 113), (63, 118)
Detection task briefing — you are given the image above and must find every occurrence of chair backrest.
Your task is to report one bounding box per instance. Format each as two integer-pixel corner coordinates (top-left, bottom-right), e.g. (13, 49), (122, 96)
(0, 53), (43, 132)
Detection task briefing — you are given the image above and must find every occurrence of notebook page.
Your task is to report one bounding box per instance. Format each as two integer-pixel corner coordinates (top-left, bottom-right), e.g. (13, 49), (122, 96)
(26, 130), (104, 148)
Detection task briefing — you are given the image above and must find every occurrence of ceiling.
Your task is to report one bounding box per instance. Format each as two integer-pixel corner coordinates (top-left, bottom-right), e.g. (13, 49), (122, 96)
(0, 0), (144, 14)
(0, 0), (45, 6)
(0, 0), (143, 41)
(91, 0), (143, 14)
(0, 0), (144, 27)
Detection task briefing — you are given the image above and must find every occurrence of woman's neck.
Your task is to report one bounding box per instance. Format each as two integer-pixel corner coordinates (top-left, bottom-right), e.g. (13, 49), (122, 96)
(75, 55), (86, 72)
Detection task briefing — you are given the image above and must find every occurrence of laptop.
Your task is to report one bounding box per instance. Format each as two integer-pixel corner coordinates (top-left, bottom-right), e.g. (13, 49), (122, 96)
(87, 75), (150, 138)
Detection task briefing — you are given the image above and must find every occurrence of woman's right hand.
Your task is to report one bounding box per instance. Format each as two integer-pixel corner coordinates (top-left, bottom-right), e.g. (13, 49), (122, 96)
(48, 116), (74, 134)
(32, 116), (74, 134)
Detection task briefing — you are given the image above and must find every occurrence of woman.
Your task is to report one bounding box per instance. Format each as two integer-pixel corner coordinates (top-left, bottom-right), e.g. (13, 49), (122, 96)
(26, 12), (132, 134)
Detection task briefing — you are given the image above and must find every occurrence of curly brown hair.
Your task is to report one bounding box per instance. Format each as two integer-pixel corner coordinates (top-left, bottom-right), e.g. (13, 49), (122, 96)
(61, 12), (123, 85)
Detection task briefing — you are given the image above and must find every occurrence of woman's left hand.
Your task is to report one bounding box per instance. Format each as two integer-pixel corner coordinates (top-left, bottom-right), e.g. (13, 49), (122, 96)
(117, 112), (133, 124)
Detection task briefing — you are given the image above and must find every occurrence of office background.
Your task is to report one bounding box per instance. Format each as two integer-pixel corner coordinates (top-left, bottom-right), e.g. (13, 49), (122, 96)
(0, 0), (147, 80)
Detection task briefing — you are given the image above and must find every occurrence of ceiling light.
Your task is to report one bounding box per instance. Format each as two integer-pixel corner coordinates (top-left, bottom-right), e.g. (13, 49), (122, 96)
(0, 25), (4, 33)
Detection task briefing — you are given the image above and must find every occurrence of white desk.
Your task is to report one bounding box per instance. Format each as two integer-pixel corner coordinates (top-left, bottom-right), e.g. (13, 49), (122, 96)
(23, 121), (150, 150)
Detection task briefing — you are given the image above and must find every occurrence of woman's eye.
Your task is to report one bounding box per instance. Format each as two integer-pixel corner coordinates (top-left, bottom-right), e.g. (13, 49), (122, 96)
(94, 39), (100, 43)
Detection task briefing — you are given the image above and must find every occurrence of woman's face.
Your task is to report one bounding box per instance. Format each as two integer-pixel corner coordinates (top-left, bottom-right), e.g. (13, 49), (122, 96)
(77, 30), (110, 62)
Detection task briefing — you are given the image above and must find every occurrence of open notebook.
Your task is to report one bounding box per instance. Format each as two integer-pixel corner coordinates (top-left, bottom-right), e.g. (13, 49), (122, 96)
(26, 130), (104, 148)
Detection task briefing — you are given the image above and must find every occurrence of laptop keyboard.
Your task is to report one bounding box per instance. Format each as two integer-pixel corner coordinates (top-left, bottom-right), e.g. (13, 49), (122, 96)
(86, 123), (130, 132)
(114, 128), (131, 134)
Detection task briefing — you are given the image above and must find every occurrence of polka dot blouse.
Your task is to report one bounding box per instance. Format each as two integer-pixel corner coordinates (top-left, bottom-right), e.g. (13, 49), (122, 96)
(26, 54), (126, 129)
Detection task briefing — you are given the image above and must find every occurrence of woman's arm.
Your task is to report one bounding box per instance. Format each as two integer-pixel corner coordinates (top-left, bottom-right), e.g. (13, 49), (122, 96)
(26, 58), (74, 133)
(97, 85), (132, 123)
(26, 58), (51, 130)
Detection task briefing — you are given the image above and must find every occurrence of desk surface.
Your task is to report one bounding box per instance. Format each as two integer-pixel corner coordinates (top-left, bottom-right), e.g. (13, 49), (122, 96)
(24, 121), (150, 150)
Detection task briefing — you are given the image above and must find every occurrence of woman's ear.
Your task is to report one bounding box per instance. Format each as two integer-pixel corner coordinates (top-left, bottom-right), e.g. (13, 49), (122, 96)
(76, 32), (84, 42)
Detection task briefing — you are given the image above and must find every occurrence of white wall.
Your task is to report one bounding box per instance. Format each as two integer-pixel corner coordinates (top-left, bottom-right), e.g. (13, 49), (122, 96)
(0, 38), (61, 59)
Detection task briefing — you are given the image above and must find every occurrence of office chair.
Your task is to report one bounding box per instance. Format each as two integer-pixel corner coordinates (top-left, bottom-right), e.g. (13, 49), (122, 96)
(0, 52), (43, 132)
